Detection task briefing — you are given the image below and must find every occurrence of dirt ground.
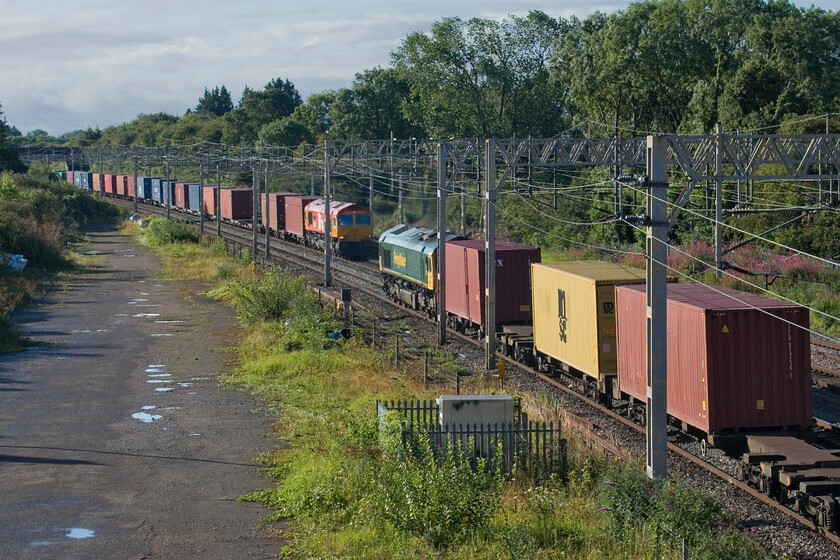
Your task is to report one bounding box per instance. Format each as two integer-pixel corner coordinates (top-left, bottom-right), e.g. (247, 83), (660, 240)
(0, 225), (283, 559)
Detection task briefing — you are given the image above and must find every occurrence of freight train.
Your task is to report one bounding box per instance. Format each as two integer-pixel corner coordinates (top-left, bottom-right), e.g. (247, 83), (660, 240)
(65, 172), (838, 532)
(65, 170), (373, 259)
(378, 224), (840, 532)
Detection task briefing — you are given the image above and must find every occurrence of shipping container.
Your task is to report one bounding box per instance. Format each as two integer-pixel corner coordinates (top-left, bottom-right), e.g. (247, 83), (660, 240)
(615, 283), (812, 435)
(187, 184), (202, 211)
(115, 175), (127, 197)
(163, 180), (177, 206)
(151, 178), (164, 203)
(80, 172), (91, 189)
(55, 170), (67, 181)
(284, 195), (319, 238)
(445, 239), (540, 328)
(73, 172), (81, 188)
(532, 261), (647, 390)
(66, 170), (74, 184)
(261, 192), (298, 231)
(136, 177), (152, 200)
(173, 182), (189, 209)
(125, 175), (135, 199)
(219, 188), (253, 220)
(91, 173), (103, 192)
(202, 186), (218, 215)
(103, 174), (116, 195)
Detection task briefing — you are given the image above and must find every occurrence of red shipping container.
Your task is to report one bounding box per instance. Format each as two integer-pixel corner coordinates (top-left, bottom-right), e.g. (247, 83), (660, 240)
(91, 173), (103, 192)
(126, 175), (135, 199)
(445, 239), (541, 326)
(284, 196), (319, 238)
(173, 182), (189, 209)
(66, 171), (74, 184)
(202, 186), (218, 215)
(115, 175), (126, 196)
(103, 174), (116, 194)
(219, 188), (253, 220)
(615, 283), (812, 434)
(261, 192), (298, 231)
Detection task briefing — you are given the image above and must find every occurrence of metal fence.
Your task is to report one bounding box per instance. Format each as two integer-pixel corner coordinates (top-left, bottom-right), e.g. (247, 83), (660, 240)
(377, 399), (565, 475)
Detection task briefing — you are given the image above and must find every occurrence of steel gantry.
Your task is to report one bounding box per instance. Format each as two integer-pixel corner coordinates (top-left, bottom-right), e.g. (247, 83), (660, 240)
(23, 129), (840, 481)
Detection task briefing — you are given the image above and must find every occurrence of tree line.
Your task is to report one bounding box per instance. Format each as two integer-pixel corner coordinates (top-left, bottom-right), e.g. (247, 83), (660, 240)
(4, 0), (839, 150)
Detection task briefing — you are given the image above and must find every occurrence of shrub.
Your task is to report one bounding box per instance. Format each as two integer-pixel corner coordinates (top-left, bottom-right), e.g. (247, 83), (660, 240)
(144, 217), (199, 245)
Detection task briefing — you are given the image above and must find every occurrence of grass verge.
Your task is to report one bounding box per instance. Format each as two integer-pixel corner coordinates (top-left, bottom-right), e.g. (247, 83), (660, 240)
(138, 226), (772, 560)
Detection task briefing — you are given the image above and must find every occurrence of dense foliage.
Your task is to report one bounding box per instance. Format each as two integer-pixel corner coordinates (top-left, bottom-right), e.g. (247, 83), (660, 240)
(0, 167), (120, 351)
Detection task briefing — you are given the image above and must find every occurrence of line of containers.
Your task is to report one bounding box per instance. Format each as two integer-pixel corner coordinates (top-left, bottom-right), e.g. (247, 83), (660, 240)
(378, 224), (812, 437)
(68, 170), (812, 436)
(66, 172), (371, 246)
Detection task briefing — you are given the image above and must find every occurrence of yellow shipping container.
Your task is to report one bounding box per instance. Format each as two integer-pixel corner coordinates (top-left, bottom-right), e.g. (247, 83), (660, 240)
(532, 261), (647, 392)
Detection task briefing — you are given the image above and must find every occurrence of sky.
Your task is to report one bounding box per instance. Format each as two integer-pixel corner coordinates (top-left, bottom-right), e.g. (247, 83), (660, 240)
(1, 0), (837, 136)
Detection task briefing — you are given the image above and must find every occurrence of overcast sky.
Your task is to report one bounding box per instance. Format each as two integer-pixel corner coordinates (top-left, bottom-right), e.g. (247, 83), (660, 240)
(1, 0), (836, 135)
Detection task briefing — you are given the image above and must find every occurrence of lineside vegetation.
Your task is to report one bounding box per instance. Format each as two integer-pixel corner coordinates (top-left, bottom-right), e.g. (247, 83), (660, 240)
(138, 229), (771, 560)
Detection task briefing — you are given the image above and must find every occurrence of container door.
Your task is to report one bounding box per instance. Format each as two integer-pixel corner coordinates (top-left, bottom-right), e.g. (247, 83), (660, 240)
(595, 284), (619, 375)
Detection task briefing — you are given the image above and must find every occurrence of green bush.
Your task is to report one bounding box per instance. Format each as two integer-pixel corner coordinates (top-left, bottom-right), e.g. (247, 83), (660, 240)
(209, 268), (318, 325)
(144, 217), (199, 245)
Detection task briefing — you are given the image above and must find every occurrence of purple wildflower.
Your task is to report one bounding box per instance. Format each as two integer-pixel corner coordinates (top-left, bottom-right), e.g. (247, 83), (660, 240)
(603, 482), (615, 486)
(598, 506), (611, 511)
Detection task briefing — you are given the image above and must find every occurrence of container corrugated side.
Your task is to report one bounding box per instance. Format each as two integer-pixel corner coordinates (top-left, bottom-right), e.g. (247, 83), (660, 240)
(219, 188), (253, 220)
(532, 261), (646, 382)
(91, 173), (103, 192)
(115, 175), (127, 197)
(445, 240), (540, 326)
(284, 196), (318, 237)
(173, 182), (188, 209)
(261, 192), (297, 230)
(615, 283), (812, 434)
(202, 186), (218, 215)
(187, 184), (201, 211)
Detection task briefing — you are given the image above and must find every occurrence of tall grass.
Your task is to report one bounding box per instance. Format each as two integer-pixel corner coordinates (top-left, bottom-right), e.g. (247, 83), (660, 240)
(143, 235), (772, 559)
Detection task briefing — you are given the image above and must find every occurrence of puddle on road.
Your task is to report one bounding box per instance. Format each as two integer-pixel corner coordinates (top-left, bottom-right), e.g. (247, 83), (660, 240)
(154, 320), (185, 324)
(151, 333), (173, 337)
(145, 366), (165, 373)
(127, 299), (148, 304)
(153, 284), (164, 287)
(146, 379), (167, 384)
(155, 387), (174, 392)
(132, 412), (162, 423)
(71, 330), (91, 334)
(140, 292), (150, 296)
(82, 250), (104, 255)
(56, 356), (67, 360)
(121, 254), (136, 258)
(132, 313), (160, 318)
(187, 392), (197, 395)
(148, 364), (165, 368)
(147, 373), (171, 378)
(141, 405), (157, 410)
(66, 528), (96, 539)
(190, 433), (201, 436)
(177, 382), (191, 387)
(190, 377), (208, 381)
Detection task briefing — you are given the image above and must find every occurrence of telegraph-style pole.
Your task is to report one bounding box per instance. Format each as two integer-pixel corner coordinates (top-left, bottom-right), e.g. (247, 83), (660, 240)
(324, 141), (332, 287)
(132, 156), (138, 214)
(216, 164), (222, 238)
(264, 161), (270, 258)
(165, 157), (171, 220)
(369, 168), (374, 225)
(252, 161), (258, 258)
(199, 162), (204, 236)
(714, 123), (723, 278)
(646, 135), (669, 480)
(437, 142), (447, 346)
(484, 139), (498, 372)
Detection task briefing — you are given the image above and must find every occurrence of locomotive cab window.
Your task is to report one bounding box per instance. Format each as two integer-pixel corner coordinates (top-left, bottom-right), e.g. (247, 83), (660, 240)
(338, 215), (353, 226)
(382, 249), (391, 268)
(355, 214), (371, 225)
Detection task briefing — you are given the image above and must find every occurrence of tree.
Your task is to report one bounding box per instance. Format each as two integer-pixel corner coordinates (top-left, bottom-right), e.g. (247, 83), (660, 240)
(393, 12), (566, 138)
(0, 102), (26, 172)
(222, 77), (303, 144)
(328, 68), (423, 139)
(195, 85), (233, 116)
(257, 117), (313, 146)
(291, 90), (337, 138)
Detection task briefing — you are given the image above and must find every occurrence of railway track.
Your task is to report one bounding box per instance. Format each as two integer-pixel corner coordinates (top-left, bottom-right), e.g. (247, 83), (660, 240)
(117, 196), (840, 553)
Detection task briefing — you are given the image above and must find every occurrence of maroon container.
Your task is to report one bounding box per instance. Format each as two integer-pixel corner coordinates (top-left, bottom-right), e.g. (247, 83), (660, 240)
(173, 182), (189, 209)
(615, 283), (812, 434)
(219, 188), (253, 220)
(202, 186), (218, 215)
(261, 192), (298, 231)
(284, 195), (319, 238)
(103, 174), (116, 194)
(445, 239), (541, 326)
(91, 173), (103, 192)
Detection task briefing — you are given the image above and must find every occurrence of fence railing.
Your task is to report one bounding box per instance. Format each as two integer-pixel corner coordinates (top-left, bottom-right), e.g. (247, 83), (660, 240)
(377, 399), (565, 475)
